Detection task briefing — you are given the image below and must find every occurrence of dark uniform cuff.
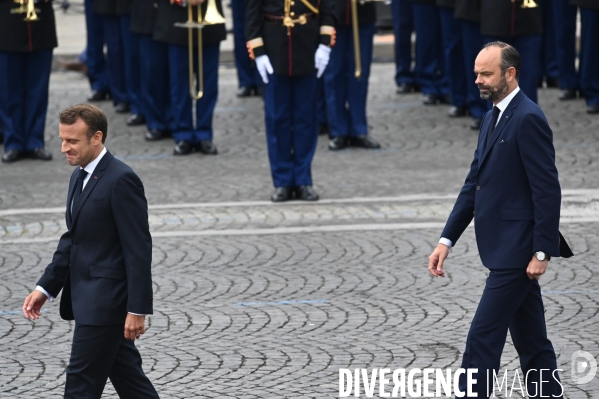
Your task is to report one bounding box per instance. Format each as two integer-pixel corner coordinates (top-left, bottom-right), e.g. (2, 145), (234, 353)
(246, 37), (266, 60)
(320, 26), (335, 47)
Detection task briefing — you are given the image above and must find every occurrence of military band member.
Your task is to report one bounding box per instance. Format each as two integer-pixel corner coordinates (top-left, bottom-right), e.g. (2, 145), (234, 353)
(245, 0), (335, 202)
(570, 0), (599, 114)
(0, 0), (56, 163)
(231, 0), (263, 96)
(324, 0), (381, 151)
(131, 0), (173, 140)
(154, 0), (226, 155)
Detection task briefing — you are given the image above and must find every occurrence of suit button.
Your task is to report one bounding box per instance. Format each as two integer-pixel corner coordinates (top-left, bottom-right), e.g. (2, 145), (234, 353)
(72, 241), (77, 247)
(476, 186), (481, 190)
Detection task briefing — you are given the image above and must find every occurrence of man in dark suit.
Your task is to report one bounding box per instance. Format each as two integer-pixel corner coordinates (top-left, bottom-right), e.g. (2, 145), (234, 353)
(428, 42), (571, 398)
(22, 104), (159, 399)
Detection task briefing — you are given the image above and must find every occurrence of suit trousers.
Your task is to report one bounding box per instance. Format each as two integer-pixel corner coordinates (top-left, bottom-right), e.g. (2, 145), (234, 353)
(0, 49), (52, 152)
(391, 0), (415, 87)
(264, 73), (318, 188)
(139, 34), (172, 132)
(64, 323), (159, 399)
(552, 0), (579, 91)
(169, 42), (220, 143)
(324, 24), (375, 138)
(459, 268), (562, 399)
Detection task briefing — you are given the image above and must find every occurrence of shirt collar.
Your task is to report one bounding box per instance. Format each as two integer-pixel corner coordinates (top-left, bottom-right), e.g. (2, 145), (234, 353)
(81, 147), (107, 176)
(495, 86), (520, 113)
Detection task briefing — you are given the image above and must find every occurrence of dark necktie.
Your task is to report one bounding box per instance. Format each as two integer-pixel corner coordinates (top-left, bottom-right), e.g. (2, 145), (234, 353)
(71, 168), (88, 215)
(485, 106), (501, 150)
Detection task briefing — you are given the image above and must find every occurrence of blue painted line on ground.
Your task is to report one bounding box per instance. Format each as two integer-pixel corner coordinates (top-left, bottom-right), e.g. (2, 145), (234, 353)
(235, 299), (329, 307)
(0, 309), (47, 315)
(542, 289), (599, 295)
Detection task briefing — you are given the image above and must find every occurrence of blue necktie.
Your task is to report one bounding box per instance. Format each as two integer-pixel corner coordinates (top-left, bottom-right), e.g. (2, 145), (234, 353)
(71, 168), (88, 215)
(485, 106), (501, 150)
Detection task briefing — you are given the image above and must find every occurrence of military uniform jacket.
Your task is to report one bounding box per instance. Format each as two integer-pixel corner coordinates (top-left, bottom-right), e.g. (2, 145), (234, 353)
(0, 1), (57, 52)
(245, 0), (335, 76)
(130, 0), (157, 34)
(454, 0), (480, 23)
(333, 0), (376, 26)
(570, 0), (599, 11)
(153, 0), (226, 47)
(480, 0), (542, 37)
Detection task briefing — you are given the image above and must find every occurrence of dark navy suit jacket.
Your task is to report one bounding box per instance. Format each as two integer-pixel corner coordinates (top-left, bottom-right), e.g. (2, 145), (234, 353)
(37, 151), (154, 325)
(441, 89), (567, 269)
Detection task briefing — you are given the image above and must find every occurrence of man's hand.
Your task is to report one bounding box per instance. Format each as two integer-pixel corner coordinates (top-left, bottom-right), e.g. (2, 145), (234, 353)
(124, 314), (146, 341)
(23, 290), (48, 320)
(526, 257), (548, 280)
(428, 243), (450, 277)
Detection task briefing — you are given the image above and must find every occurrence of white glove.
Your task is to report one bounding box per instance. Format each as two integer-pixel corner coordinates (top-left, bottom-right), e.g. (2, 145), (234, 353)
(255, 55), (274, 84)
(314, 44), (331, 78)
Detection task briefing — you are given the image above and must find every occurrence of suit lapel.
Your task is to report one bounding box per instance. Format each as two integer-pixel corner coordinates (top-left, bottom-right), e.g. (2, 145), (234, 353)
(71, 152), (114, 228)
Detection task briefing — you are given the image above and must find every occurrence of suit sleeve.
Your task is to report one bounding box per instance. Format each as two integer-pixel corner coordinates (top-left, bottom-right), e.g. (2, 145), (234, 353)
(112, 171), (154, 315)
(517, 112), (561, 256)
(440, 146), (479, 246)
(319, 0), (336, 46)
(36, 230), (72, 297)
(245, 0), (266, 59)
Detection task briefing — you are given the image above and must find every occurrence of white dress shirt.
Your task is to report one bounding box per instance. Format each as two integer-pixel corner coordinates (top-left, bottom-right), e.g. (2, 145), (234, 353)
(439, 87), (520, 248)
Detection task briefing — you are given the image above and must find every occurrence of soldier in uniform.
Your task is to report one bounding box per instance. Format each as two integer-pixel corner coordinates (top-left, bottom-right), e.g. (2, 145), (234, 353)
(153, 0), (226, 155)
(94, 0), (130, 112)
(480, 0), (542, 104)
(324, 0), (381, 151)
(131, 0), (173, 140)
(570, 0), (599, 114)
(245, 0), (335, 201)
(0, 0), (56, 163)
(231, 0), (263, 96)
(391, 0), (417, 94)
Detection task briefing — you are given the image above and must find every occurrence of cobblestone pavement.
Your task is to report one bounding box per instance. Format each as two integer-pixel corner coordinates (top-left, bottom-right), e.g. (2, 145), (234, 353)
(1, 64), (598, 398)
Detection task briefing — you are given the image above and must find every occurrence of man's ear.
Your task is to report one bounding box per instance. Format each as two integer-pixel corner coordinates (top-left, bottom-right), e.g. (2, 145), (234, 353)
(507, 66), (517, 81)
(93, 130), (103, 144)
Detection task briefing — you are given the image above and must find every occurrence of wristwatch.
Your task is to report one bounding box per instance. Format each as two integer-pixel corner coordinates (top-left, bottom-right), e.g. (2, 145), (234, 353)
(534, 251), (550, 261)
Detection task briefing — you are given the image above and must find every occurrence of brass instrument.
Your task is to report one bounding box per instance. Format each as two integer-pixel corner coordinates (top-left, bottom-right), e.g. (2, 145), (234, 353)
(350, 0), (361, 79)
(11, 0), (40, 21)
(174, 0), (225, 100)
(513, 0), (538, 8)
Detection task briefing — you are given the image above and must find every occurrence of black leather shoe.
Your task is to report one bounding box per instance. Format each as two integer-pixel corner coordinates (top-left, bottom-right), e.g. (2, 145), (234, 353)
(255, 86), (264, 97)
(319, 123), (329, 135)
(29, 148), (53, 160)
(439, 94), (452, 105)
(545, 77), (559, 88)
(470, 118), (482, 130)
(173, 140), (192, 155)
(396, 83), (414, 94)
(115, 103), (130, 113)
(295, 185), (319, 201)
(145, 129), (165, 141)
(558, 89), (577, 100)
(271, 187), (291, 202)
(349, 135), (381, 149)
(0, 131), (3, 144)
(127, 114), (146, 126)
(236, 86), (254, 97)
(196, 140), (218, 155)
(422, 94), (438, 105)
(587, 103), (599, 114)
(87, 90), (110, 101)
(448, 106), (467, 117)
(2, 149), (21, 163)
(328, 136), (348, 151)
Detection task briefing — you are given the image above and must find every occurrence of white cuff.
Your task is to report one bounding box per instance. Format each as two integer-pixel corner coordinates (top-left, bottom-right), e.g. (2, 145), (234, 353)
(128, 312), (146, 316)
(36, 286), (55, 302)
(439, 237), (453, 248)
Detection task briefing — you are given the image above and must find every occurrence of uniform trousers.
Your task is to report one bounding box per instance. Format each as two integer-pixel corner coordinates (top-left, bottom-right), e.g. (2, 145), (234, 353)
(264, 73), (318, 188)
(552, 0), (578, 91)
(64, 323), (159, 399)
(84, 0), (109, 92)
(231, 0), (262, 89)
(0, 49), (52, 152)
(411, 2), (448, 97)
(458, 268), (562, 399)
(139, 34), (172, 132)
(460, 20), (489, 119)
(439, 7), (466, 108)
(324, 24), (374, 138)
(540, 2), (558, 82)
(391, 0), (415, 87)
(483, 35), (541, 104)
(580, 7), (599, 106)
(169, 42), (220, 143)
(120, 15), (144, 116)
(101, 15), (129, 105)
